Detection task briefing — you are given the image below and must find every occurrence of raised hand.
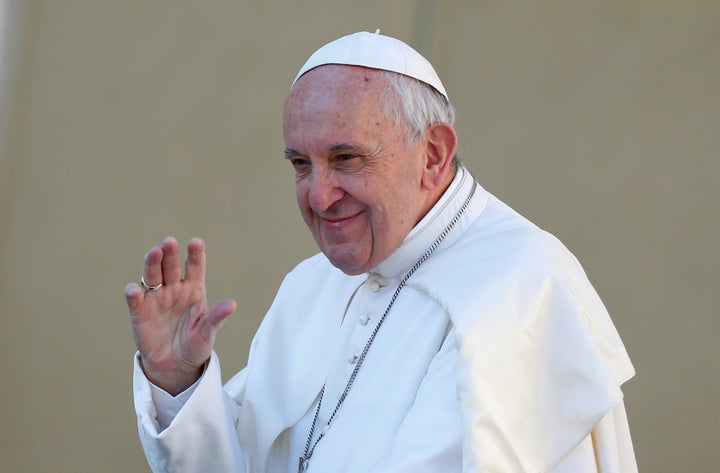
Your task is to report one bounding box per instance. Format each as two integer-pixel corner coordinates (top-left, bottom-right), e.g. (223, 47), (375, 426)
(125, 237), (237, 395)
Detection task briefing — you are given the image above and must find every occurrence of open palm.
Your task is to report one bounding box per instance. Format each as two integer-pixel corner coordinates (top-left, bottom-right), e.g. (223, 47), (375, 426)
(125, 237), (236, 395)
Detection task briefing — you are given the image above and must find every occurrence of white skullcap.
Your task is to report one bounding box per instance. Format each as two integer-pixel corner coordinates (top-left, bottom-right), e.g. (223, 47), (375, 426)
(292, 30), (448, 100)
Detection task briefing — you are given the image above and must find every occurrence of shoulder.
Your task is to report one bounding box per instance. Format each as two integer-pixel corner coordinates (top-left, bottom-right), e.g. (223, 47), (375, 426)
(423, 192), (583, 287)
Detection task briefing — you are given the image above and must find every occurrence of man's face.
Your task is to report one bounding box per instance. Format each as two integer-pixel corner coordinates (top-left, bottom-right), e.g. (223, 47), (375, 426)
(283, 65), (432, 275)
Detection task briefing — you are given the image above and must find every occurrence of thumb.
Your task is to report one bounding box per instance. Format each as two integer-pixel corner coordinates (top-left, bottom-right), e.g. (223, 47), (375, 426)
(207, 298), (237, 329)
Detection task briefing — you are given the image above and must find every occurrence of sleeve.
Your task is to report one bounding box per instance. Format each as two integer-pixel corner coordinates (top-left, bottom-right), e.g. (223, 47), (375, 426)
(133, 352), (246, 472)
(146, 373), (201, 431)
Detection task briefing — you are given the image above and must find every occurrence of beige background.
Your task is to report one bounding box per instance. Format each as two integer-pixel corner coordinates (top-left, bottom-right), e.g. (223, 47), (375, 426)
(1, 1), (717, 472)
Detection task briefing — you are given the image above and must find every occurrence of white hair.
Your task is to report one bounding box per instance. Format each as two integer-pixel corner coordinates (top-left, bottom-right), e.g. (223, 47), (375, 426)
(380, 71), (455, 138)
(379, 71), (460, 165)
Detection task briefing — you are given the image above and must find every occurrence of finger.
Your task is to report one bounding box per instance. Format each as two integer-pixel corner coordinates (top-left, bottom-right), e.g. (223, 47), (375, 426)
(209, 299), (237, 325)
(184, 237), (206, 283)
(124, 282), (143, 314)
(143, 245), (164, 287)
(160, 236), (182, 285)
(201, 299), (237, 339)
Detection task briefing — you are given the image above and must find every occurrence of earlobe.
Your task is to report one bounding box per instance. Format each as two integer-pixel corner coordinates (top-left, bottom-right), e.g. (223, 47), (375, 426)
(421, 123), (458, 190)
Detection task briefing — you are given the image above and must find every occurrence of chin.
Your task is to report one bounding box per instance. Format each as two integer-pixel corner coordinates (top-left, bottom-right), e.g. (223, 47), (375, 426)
(324, 249), (371, 276)
(328, 258), (367, 275)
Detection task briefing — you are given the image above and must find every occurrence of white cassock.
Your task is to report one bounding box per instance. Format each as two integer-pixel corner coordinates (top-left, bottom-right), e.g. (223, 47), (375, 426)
(133, 167), (637, 472)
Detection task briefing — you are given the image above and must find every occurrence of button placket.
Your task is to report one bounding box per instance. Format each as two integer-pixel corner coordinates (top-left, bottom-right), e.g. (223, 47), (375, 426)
(344, 279), (386, 378)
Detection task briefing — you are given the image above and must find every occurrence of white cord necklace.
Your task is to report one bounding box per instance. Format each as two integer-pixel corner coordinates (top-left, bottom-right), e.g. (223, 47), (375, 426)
(298, 180), (477, 472)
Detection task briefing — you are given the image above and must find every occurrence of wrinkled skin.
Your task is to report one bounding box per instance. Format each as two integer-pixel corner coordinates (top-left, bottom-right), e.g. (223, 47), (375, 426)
(283, 65), (457, 274)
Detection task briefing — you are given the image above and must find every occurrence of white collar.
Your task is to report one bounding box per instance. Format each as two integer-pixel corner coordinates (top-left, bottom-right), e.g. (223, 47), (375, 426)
(372, 166), (486, 279)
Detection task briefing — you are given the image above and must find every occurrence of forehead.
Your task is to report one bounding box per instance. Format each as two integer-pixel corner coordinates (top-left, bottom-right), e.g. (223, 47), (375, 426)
(283, 65), (392, 142)
(285, 65), (387, 113)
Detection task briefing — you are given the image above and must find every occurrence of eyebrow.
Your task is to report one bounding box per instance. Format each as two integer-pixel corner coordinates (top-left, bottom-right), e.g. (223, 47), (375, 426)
(284, 143), (368, 160)
(284, 148), (301, 160)
(328, 143), (366, 154)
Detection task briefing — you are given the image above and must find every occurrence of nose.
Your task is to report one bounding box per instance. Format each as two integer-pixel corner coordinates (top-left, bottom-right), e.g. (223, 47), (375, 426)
(307, 170), (344, 212)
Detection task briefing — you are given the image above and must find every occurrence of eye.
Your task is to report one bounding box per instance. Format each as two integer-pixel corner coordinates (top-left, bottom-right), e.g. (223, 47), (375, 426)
(336, 153), (356, 161)
(290, 157), (310, 167)
(287, 157), (311, 178)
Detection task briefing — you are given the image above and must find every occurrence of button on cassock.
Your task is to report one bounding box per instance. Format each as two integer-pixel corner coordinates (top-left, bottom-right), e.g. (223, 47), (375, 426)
(367, 279), (382, 292)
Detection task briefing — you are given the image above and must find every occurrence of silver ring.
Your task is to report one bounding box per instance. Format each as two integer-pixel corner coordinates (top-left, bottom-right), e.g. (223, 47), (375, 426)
(140, 276), (163, 292)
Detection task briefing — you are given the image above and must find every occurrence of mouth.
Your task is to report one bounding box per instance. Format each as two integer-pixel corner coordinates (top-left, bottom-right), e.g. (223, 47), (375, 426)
(319, 211), (363, 231)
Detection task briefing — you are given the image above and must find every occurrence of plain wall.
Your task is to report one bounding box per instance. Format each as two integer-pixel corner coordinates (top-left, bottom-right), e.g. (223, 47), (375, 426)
(1, 1), (718, 471)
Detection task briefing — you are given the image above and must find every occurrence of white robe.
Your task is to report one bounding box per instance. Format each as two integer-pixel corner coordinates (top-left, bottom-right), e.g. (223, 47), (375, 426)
(134, 167), (637, 472)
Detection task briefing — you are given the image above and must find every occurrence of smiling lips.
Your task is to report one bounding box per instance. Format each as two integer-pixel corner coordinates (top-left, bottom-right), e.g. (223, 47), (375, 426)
(319, 211), (363, 232)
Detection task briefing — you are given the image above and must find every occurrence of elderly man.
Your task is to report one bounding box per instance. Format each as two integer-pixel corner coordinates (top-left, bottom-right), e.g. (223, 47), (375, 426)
(127, 32), (637, 472)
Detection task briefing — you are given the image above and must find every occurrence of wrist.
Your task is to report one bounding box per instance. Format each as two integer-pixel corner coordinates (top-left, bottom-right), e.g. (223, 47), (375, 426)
(139, 355), (205, 395)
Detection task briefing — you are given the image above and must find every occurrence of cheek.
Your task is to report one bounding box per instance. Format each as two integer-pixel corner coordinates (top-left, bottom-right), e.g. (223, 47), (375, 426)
(371, 177), (421, 234)
(296, 185), (311, 216)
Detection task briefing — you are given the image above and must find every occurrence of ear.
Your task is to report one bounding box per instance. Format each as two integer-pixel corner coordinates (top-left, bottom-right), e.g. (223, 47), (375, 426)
(421, 123), (458, 190)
